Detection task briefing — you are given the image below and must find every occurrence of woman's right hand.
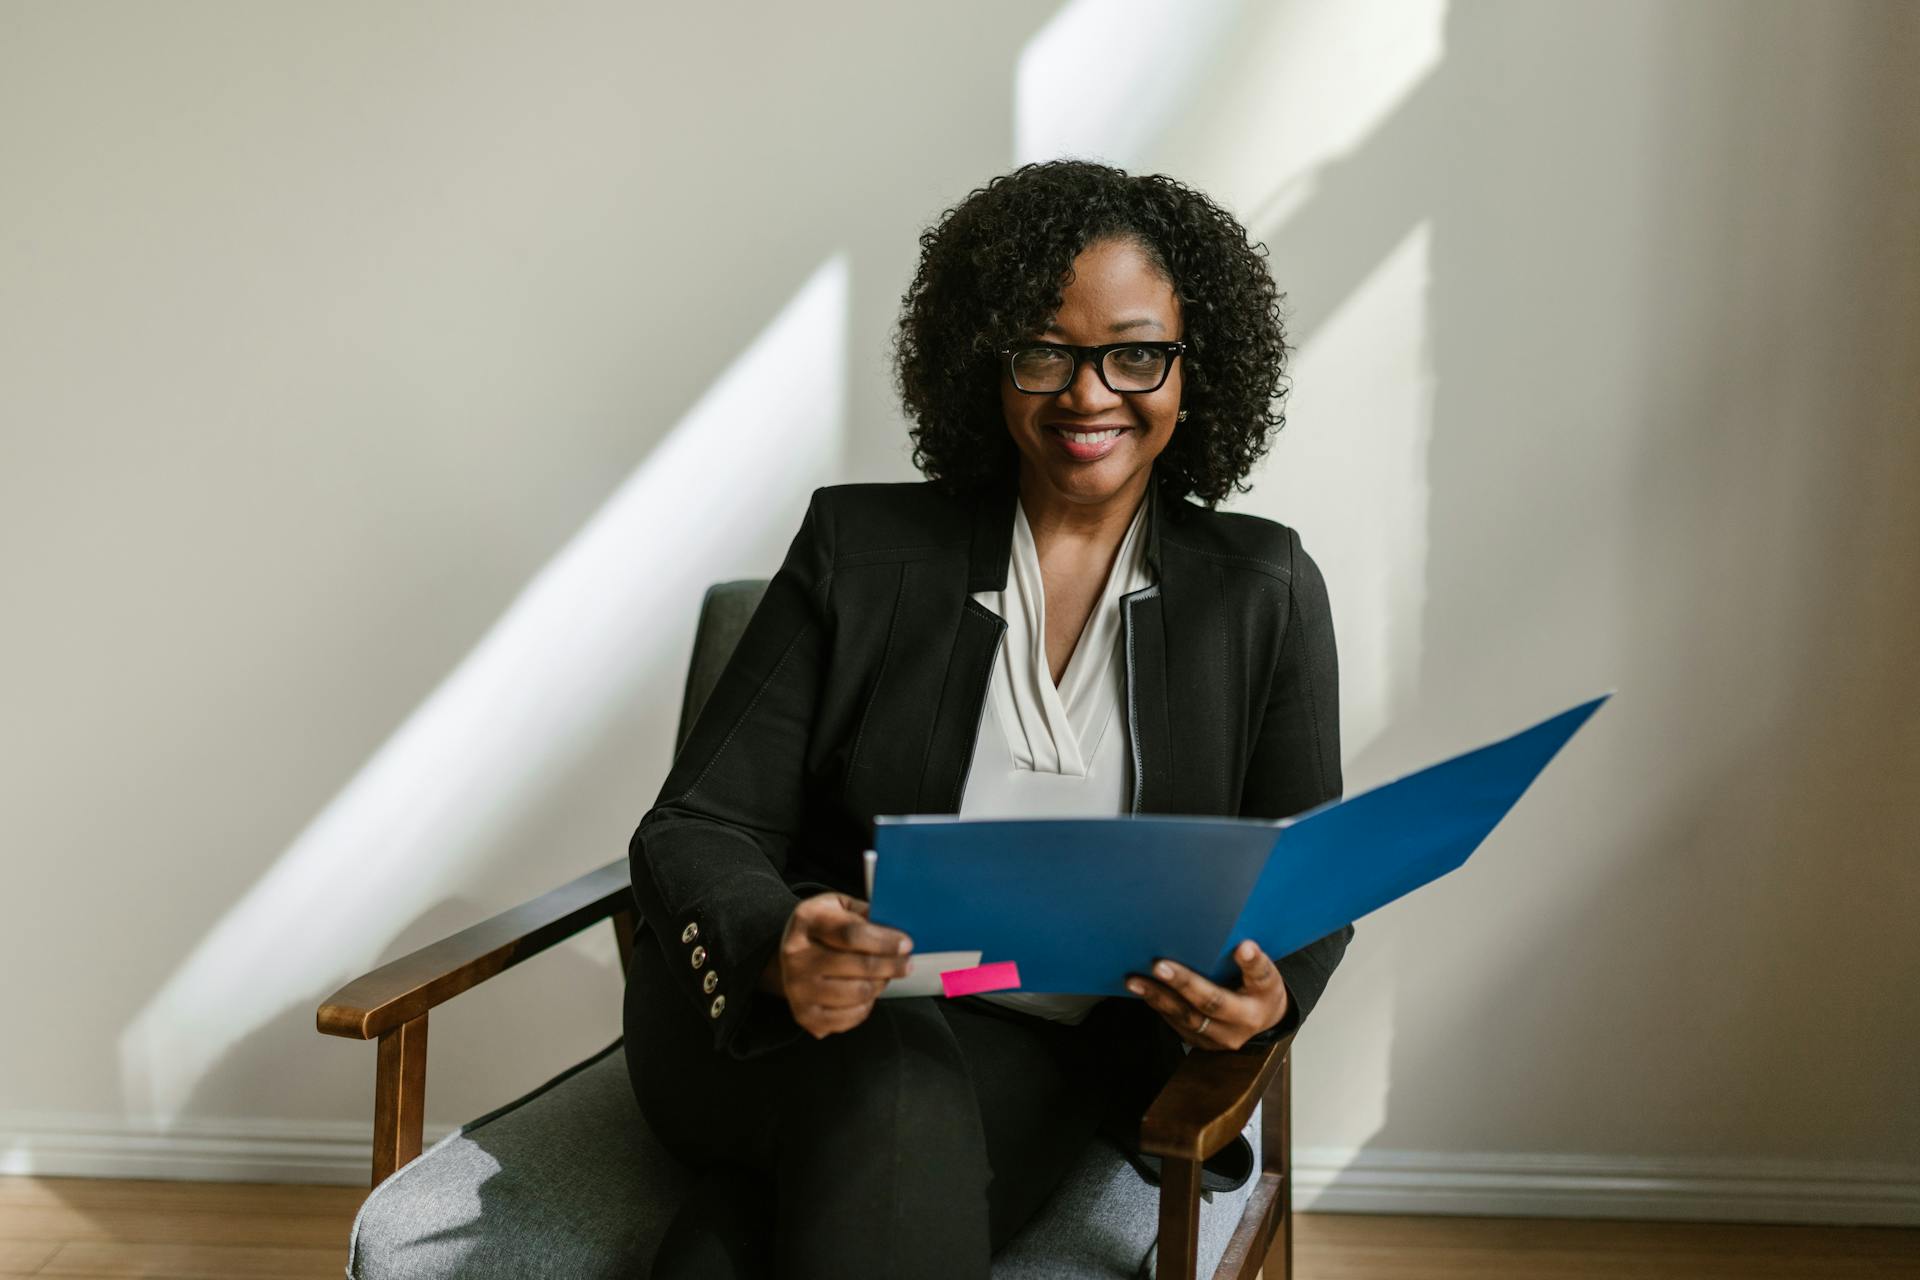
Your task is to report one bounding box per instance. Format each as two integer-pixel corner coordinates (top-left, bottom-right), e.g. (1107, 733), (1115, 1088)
(761, 892), (914, 1039)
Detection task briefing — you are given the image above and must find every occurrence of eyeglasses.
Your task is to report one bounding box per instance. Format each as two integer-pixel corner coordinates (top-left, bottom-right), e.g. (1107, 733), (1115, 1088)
(997, 340), (1187, 395)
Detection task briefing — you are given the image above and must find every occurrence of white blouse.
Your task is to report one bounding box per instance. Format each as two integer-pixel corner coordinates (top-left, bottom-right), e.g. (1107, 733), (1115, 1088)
(960, 489), (1156, 1024)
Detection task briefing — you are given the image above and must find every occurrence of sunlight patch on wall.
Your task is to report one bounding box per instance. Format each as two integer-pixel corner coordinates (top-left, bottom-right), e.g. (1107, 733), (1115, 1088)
(117, 255), (851, 1124)
(1015, 0), (1247, 166)
(1194, 0), (1445, 222)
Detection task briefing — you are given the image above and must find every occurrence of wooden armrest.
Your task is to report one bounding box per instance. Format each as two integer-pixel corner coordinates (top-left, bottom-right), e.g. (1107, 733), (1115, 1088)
(316, 858), (635, 1041)
(1137, 1030), (1294, 1164)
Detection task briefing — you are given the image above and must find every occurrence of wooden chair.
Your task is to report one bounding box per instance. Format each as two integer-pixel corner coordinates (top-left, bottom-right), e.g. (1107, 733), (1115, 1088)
(318, 579), (1297, 1280)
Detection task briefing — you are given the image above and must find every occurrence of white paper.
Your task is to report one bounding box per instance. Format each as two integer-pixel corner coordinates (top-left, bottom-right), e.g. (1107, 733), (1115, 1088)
(876, 950), (985, 999)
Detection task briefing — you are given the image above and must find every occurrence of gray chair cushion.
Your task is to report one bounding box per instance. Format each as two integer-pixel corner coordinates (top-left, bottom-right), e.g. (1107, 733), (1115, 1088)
(348, 1037), (1261, 1279)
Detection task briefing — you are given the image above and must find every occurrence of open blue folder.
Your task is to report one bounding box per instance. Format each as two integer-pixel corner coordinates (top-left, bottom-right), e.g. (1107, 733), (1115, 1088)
(867, 691), (1612, 995)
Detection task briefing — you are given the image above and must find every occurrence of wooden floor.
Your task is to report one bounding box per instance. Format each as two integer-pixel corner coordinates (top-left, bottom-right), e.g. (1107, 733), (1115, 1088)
(1282, 1215), (1920, 1279)
(1, 1176), (1915, 1278)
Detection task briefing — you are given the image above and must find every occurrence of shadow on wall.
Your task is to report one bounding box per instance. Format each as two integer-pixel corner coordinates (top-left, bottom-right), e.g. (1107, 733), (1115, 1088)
(1245, 0), (1920, 1196)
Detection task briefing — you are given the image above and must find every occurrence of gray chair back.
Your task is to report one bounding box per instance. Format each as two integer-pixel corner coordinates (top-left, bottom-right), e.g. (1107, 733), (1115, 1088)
(672, 579), (770, 758)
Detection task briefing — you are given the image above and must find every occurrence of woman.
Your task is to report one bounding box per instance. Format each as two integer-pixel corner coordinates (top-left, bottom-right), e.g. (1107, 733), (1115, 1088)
(623, 159), (1347, 1278)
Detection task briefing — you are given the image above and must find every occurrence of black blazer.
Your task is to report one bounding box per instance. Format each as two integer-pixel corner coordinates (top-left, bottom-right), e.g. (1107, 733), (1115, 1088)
(626, 471), (1349, 1157)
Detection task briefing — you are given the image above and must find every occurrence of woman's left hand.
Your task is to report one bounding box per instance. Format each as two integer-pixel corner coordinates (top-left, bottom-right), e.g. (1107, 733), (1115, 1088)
(1126, 940), (1290, 1051)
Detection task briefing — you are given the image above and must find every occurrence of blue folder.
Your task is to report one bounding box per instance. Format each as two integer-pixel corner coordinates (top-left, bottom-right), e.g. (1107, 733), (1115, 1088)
(867, 691), (1612, 994)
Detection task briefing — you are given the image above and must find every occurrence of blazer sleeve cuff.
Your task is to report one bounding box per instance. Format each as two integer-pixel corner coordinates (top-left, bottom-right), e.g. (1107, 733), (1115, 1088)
(720, 877), (839, 1061)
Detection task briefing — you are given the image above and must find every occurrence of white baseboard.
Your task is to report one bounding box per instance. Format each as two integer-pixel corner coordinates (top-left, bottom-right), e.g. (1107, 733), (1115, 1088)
(1293, 1146), (1920, 1226)
(0, 1112), (455, 1186)
(5, 1117), (1916, 1226)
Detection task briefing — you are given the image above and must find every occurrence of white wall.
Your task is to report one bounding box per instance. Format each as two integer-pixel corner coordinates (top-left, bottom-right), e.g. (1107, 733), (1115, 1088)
(2, 0), (1915, 1221)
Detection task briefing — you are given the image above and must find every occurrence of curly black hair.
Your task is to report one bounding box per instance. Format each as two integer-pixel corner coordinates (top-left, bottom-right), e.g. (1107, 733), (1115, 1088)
(889, 159), (1292, 509)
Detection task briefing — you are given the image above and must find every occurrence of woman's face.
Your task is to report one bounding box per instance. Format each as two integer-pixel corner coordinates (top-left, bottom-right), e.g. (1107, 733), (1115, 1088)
(999, 235), (1184, 510)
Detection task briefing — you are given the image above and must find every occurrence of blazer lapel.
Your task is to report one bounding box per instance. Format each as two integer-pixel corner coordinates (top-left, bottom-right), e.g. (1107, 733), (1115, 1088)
(1121, 582), (1172, 815)
(915, 596), (1007, 813)
(910, 480), (1017, 813)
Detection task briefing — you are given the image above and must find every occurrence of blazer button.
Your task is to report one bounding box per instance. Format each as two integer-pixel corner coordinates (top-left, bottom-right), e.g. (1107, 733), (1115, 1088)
(689, 944), (707, 969)
(709, 994), (727, 1019)
(703, 970), (719, 994)
(680, 922), (699, 944)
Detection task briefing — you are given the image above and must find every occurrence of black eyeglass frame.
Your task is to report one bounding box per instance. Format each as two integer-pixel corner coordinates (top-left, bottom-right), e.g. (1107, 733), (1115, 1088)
(996, 340), (1188, 395)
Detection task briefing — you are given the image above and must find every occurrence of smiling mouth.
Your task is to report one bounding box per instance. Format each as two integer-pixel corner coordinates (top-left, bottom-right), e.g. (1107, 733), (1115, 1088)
(1048, 425), (1131, 443)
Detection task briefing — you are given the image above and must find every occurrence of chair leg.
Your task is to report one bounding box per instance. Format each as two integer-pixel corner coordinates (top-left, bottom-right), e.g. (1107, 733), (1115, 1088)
(1156, 1156), (1203, 1280)
(1277, 1050), (1292, 1280)
(1242, 1047), (1293, 1280)
(371, 1014), (428, 1189)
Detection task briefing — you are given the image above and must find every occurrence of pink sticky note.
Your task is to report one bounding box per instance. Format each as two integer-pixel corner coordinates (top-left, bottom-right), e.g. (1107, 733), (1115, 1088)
(941, 961), (1022, 998)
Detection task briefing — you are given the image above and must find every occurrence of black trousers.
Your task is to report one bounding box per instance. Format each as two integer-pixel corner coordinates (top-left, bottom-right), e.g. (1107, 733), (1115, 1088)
(623, 931), (1153, 1278)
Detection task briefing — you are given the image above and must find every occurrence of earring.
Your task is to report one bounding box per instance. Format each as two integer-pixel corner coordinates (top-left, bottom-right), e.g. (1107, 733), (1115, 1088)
(1177, 410), (1188, 422)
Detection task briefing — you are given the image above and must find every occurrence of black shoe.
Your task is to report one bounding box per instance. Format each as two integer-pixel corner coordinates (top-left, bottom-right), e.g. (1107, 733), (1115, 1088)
(1119, 1131), (1255, 1197)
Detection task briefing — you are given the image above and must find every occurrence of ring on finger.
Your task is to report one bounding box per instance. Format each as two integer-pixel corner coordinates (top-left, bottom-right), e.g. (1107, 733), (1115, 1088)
(1196, 1014), (1212, 1034)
